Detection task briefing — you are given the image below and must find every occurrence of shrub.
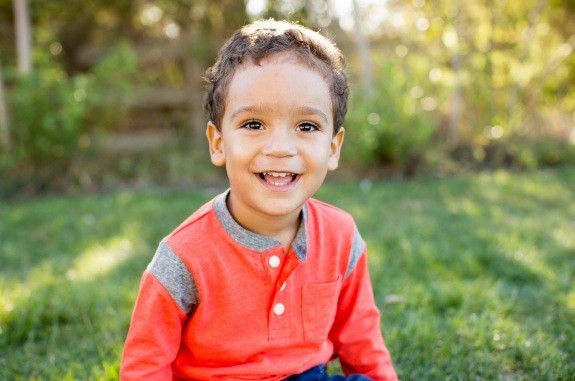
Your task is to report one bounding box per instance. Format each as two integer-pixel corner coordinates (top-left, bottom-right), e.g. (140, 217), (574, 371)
(0, 42), (137, 198)
(343, 59), (439, 177)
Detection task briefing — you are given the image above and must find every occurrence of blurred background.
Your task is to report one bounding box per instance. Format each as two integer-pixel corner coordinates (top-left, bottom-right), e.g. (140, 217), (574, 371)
(1, 0), (574, 198)
(2, 3), (575, 379)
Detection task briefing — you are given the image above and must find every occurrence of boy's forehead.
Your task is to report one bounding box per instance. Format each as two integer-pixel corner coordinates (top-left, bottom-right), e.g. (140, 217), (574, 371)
(224, 52), (331, 104)
(223, 53), (333, 122)
(227, 52), (331, 101)
(233, 51), (327, 80)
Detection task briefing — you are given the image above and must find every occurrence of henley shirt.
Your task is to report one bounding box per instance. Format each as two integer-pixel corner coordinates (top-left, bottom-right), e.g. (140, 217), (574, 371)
(121, 191), (397, 380)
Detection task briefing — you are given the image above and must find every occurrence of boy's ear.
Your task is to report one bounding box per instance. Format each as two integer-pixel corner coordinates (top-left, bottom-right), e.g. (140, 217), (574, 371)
(206, 121), (226, 167)
(328, 127), (345, 171)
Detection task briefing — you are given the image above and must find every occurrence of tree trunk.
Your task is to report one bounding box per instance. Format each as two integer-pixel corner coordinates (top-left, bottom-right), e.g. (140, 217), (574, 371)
(0, 62), (10, 153)
(13, 0), (33, 75)
(351, 0), (374, 96)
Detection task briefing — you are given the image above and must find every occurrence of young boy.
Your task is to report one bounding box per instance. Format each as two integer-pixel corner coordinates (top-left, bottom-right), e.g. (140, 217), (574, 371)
(120, 19), (398, 380)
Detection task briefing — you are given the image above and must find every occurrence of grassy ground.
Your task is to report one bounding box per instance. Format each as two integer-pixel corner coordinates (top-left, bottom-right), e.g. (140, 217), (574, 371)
(1, 167), (574, 380)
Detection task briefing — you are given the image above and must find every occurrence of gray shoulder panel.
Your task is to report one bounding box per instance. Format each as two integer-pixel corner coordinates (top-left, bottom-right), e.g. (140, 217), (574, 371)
(346, 227), (366, 277)
(148, 241), (198, 313)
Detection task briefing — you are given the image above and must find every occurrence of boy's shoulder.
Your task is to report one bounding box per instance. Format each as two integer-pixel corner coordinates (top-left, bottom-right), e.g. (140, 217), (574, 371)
(306, 197), (356, 227)
(165, 195), (219, 242)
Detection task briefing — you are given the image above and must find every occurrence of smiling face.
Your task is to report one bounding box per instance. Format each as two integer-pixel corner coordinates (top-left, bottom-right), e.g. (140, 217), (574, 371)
(206, 52), (345, 234)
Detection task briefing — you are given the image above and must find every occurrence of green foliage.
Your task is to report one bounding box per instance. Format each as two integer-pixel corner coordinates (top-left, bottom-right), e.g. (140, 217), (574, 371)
(344, 58), (439, 177)
(352, 0), (575, 174)
(87, 41), (139, 132)
(5, 67), (89, 171)
(1, 42), (137, 197)
(1, 167), (574, 379)
(2, 0), (575, 193)
(495, 133), (575, 171)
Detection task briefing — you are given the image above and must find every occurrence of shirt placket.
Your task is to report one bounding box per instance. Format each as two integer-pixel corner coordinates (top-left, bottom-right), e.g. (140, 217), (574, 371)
(267, 249), (299, 342)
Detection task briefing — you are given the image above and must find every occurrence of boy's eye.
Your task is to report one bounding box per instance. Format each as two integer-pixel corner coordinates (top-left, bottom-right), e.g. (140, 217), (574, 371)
(297, 122), (319, 132)
(241, 120), (263, 130)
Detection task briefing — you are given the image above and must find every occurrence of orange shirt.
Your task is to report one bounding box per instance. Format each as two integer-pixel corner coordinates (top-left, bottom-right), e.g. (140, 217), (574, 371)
(121, 192), (397, 380)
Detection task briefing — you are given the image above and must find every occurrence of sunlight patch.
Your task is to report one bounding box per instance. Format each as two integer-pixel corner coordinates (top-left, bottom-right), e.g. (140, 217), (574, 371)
(567, 291), (575, 311)
(67, 237), (135, 281)
(553, 227), (574, 249)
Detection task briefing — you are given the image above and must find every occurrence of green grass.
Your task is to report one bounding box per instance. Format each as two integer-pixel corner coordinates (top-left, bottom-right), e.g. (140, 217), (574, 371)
(1, 167), (574, 380)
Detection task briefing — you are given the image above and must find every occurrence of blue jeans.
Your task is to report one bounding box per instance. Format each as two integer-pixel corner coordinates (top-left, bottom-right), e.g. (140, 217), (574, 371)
(285, 365), (372, 381)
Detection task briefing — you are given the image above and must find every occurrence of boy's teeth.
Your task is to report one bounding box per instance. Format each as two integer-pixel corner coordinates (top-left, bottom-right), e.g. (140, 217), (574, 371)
(266, 172), (291, 177)
(260, 172), (297, 185)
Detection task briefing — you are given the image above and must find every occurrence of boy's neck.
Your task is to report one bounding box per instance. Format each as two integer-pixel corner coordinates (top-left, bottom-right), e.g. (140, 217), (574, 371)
(225, 195), (302, 253)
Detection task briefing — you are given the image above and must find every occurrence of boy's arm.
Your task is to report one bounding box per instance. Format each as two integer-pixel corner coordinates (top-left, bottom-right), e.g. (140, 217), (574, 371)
(120, 270), (188, 380)
(329, 251), (398, 381)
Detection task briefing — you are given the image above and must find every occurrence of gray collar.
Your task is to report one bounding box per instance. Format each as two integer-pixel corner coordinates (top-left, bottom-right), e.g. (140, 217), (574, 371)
(213, 190), (308, 261)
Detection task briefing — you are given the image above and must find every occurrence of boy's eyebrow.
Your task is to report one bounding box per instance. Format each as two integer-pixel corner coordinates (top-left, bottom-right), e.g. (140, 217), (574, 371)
(297, 105), (329, 123)
(230, 105), (329, 123)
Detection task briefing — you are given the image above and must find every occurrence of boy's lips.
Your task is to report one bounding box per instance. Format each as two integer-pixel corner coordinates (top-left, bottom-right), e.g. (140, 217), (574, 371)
(257, 171), (300, 187)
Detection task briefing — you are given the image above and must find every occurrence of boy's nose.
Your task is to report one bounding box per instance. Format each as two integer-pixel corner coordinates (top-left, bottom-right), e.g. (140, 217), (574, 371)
(262, 129), (297, 157)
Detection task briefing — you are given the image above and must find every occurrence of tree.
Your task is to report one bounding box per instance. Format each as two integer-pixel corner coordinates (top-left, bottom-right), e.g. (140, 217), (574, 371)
(351, 0), (375, 95)
(0, 61), (9, 153)
(13, 0), (31, 74)
(0, 0), (32, 154)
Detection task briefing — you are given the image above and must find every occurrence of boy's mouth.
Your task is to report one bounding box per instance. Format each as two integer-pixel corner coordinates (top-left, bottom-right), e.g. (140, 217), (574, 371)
(258, 172), (299, 186)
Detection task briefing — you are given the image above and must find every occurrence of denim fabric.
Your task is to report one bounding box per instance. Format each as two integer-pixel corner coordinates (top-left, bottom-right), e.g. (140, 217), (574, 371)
(285, 365), (373, 381)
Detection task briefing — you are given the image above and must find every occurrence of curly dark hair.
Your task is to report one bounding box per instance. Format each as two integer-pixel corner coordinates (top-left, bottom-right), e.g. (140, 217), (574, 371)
(203, 19), (349, 134)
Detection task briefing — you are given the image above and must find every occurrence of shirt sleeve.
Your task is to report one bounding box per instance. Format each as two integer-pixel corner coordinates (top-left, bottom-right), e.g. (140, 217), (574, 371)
(329, 244), (398, 380)
(120, 242), (195, 380)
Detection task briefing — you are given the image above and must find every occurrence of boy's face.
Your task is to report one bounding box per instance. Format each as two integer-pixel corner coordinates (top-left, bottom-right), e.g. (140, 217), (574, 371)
(206, 52), (345, 228)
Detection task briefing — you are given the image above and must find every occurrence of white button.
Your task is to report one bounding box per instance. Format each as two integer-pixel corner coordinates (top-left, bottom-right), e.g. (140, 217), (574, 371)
(280, 282), (287, 291)
(273, 303), (285, 315)
(268, 255), (280, 268)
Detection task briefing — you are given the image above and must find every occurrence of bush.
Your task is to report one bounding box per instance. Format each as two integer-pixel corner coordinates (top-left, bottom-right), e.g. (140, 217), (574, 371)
(2, 67), (90, 192)
(343, 59), (439, 177)
(0, 42), (137, 197)
(451, 121), (575, 172)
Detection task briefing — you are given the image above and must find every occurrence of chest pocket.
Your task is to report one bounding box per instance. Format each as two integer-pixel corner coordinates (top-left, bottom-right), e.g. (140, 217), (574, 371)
(301, 277), (342, 343)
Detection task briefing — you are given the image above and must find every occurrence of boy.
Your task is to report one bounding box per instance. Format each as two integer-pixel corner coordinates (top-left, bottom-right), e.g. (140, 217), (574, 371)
(121, 19), (398, 380)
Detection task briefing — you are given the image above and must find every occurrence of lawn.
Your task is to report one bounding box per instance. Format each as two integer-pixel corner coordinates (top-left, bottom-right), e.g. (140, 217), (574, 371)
(1, 167), (574, 380)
